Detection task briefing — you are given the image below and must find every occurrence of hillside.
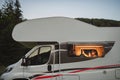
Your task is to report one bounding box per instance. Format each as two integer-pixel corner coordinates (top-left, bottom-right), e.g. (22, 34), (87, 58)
(75, 18), (120, 27)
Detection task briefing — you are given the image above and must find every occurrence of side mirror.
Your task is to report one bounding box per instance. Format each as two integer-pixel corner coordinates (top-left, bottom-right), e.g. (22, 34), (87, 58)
(21, 56), (28, 66)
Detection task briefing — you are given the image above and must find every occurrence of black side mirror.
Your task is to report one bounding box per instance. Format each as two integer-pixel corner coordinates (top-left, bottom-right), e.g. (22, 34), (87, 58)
(21, 56), (28, 66)
(48, 64), (52, 72)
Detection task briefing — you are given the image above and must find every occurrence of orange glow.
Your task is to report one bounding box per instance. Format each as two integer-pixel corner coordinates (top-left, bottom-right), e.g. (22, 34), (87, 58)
(73, 45), (104, 57)
(74, 46), (81, 56)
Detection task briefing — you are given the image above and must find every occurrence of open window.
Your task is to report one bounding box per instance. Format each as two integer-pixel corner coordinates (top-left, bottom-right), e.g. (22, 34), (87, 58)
(68, 41), (114, 58)
(73, 45), (104, 58)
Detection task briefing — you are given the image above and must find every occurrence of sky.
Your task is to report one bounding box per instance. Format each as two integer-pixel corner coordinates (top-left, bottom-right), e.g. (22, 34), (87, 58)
(0, 0), (120, 20)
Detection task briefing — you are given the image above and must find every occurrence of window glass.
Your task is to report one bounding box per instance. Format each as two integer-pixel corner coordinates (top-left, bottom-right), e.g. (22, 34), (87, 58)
(68, 45), (104, 58)
(40, 47), (51, 54)
(81, 49), (98, 57)
(56, 42), (114, 64)
(58, 45), (104, 64)
(28, 46), (51, 65)
(60, 50), (91, 63)
(29, 48), (39, 58)
(39, 47), (51, 64)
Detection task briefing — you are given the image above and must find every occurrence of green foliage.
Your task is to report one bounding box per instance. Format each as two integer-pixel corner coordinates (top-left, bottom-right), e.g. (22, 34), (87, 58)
(0, 0), (28, 66)
(75, 18), (120, 27)
(0, 0), (23, 30)
(0, 65), (5, 75)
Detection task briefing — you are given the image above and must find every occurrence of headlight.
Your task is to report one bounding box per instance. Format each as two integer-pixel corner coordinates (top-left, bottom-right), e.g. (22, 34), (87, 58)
(4, 67), (13, 73)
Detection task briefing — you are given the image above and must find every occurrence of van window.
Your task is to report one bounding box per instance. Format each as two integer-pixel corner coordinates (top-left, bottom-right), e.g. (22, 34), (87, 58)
(68, 45), (104, 58)
(59, 50), (91, 63)
(59, 45), (104, 63)
(28, 46), (51, 65)
(82, 49), (98, 57)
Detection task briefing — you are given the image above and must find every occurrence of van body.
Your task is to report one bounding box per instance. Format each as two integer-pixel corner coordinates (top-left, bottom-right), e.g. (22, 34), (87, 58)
(0, 17), (120, 80)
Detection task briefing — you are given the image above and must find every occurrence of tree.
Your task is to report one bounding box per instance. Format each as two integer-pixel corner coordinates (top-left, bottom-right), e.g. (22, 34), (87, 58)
(14, 0), (23, 23)
(0, 0), (27, 66)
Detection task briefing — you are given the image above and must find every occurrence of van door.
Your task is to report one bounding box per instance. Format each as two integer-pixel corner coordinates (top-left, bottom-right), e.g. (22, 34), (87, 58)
(62, 74), (80, 80)
(59, 50), (80, 80)
(23, 46), (52, 77)
(115, 69), (120, 79)
(49, 50), (62, 80)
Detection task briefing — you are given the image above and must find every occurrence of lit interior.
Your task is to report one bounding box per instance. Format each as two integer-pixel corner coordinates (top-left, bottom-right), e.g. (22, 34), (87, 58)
(73, 45), (104, 57)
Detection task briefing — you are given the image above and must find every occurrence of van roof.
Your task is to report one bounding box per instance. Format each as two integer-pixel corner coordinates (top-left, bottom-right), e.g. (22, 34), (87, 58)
(12, 17), (120, 42)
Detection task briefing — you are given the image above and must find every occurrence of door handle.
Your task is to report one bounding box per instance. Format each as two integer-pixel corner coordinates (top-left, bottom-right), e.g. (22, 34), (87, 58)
(48, 64), (52, 72)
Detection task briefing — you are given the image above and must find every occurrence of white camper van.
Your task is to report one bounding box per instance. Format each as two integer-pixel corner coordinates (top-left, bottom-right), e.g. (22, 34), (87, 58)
(0, 17), (120, 80)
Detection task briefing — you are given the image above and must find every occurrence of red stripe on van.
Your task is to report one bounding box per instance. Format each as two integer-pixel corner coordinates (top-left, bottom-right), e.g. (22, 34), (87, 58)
(33, 64), (120, 80)
(70, 64), (120, 73)
(34, 74), (62, 80)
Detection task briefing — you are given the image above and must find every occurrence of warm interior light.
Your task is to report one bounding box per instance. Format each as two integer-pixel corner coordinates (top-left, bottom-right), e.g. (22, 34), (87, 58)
(73, 45), (104, 57)
(74, 46), (81, 56)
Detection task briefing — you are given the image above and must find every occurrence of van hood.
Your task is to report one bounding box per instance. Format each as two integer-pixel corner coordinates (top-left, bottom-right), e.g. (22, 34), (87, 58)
(7, 63), (16, 69)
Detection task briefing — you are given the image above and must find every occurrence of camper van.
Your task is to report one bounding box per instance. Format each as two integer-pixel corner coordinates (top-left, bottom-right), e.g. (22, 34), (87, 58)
(0, 17), (120, 80)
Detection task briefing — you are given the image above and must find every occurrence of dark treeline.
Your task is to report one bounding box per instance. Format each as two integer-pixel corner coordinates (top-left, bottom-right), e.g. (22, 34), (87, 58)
(0, 0), (120, 67)
(0, 0), (29, 67)
(75, 18), (120, 27)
